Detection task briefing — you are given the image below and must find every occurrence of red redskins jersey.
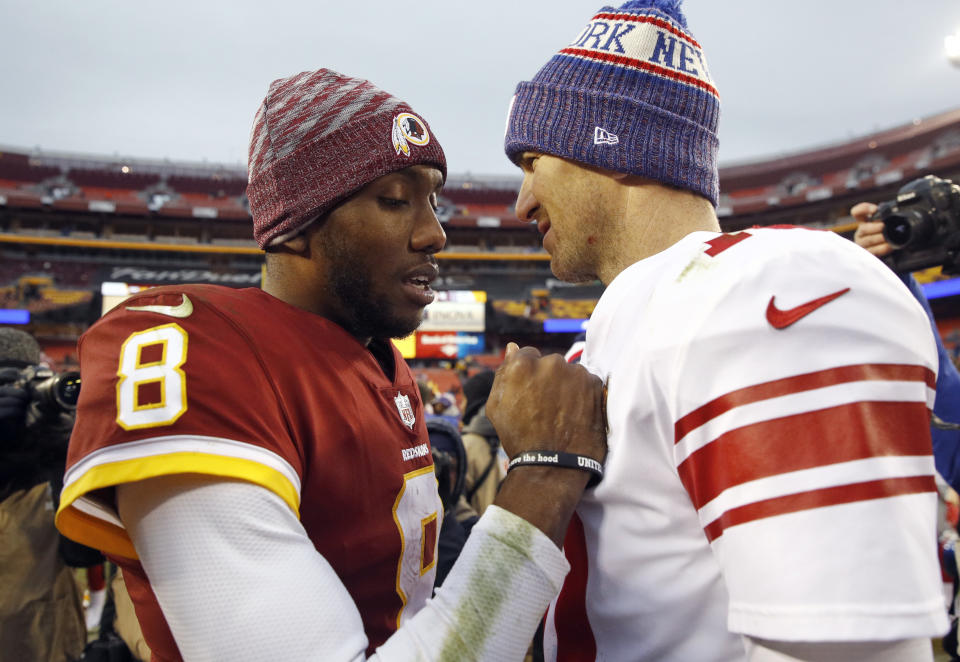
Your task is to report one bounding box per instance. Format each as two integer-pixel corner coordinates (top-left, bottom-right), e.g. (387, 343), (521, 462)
(547, 228), (948, 661)
(57, 285), (440, 660)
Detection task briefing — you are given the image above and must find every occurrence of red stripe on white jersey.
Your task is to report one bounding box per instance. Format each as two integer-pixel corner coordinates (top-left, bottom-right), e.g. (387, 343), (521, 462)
(674, 363), (935, 443)
(677, 400), (933, 511)
(554, 513), (597, 662)
(702, 475), (936, 542)
(703, 232), (751, 257)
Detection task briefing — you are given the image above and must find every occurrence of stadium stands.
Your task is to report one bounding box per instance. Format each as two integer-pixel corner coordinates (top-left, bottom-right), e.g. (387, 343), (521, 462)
(3, 105), (960, 362)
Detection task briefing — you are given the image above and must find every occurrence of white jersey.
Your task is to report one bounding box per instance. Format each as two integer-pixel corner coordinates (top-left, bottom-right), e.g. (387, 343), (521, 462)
(544, 227), (949, 661)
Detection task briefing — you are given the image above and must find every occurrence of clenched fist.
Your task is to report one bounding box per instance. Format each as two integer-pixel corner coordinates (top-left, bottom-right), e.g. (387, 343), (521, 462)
(487, 342), (606, 465)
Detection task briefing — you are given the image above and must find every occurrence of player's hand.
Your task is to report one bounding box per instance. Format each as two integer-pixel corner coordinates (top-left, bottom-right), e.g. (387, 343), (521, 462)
(851, 202), (893, 257)
(488, 343), (607, 546)
(487, 342), (607, 464)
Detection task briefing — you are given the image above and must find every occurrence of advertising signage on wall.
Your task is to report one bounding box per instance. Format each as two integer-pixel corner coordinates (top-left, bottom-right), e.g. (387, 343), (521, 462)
(419, 290), (486, 332)
(543, 318), (589, 333)
(416, 331), (484, 359)
(391, 291), (487, 359)
(0, 309), (29, 324)
(102, 267), (262, 287)
(99, 266), (266, 316)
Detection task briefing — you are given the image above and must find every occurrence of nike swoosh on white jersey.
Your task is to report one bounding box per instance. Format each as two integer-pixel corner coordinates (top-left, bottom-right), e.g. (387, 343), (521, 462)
(126, 294), (193, 318)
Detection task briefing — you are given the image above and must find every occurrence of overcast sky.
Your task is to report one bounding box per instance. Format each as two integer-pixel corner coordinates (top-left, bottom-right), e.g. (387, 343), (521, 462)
(2, 1), (959, 177)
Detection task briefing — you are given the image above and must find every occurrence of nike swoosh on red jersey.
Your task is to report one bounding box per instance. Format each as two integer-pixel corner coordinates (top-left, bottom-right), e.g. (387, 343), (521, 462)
(766, 288), (850, 330)
(126, 294), (194, 318)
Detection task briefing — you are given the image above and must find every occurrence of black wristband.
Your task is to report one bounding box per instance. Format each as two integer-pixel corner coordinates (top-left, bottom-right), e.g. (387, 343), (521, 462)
(507, 450), (603, 488)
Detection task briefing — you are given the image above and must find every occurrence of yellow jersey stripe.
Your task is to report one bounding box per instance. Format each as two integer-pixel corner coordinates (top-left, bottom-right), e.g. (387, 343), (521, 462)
(56, 452), (301, 559)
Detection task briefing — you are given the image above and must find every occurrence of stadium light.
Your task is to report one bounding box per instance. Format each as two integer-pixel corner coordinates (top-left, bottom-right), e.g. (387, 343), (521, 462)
(947, 28), (960, 67)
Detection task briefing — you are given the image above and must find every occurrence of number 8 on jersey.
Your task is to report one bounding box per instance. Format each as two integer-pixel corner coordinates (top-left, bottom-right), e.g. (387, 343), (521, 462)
(116, 323), (189, 430)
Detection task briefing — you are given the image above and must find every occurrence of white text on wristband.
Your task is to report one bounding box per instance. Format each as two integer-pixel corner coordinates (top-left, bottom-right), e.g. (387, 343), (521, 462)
(508, 450), (603, 488)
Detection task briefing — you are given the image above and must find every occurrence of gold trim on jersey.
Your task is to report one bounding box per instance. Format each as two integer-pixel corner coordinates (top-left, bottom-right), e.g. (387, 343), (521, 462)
(419, 511), (439, 576)
(58, 500), (138, 559)
(391, 465), (441, 628)
(57, 452), (301, 559)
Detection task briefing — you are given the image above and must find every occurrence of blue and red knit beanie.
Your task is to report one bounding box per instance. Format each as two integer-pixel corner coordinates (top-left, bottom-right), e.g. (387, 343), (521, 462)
(247, 69), (447, 248)
(504, 0), (720, 206)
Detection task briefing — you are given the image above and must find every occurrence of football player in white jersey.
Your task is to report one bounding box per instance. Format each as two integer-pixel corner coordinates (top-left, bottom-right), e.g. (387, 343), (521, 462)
(503, 1), (948, 660)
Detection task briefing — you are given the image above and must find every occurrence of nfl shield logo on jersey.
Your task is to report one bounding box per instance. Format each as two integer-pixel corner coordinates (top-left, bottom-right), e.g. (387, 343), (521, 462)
(394, 392), (415, 429)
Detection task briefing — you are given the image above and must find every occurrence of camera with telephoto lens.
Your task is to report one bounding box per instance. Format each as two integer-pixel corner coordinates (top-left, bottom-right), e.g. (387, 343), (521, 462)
(876, 175), (960, 274)
(16, 365), (81, 417)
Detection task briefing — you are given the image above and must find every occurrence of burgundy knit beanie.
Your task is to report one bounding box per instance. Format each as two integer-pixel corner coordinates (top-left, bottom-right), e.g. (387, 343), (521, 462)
(247, 69), (447, 248)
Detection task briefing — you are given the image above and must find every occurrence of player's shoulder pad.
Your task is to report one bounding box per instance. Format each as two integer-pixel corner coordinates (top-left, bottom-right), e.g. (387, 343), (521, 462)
(82, 284), (244, 345)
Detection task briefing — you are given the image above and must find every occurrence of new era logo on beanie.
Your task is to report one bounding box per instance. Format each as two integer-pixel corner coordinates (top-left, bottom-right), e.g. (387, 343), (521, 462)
(504, 0), (720, 206)
(247, 69), (447, 248)
(594, 127), (619, 145)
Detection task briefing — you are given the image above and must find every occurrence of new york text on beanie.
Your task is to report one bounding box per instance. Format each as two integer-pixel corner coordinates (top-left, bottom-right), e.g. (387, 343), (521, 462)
(504, 0), (720, 206)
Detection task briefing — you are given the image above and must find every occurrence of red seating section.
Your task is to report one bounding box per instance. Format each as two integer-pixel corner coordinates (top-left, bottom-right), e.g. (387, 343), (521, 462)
(1, 107), (959, 233)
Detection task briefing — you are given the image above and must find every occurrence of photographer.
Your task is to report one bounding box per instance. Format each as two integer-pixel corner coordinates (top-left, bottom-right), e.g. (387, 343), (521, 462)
(856, 193), (960, 660)
(852, 200), (960, 492)
(0, 328), (100, 662)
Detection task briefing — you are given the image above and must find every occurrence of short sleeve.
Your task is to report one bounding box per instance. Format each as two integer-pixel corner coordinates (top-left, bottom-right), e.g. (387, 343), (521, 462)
(57, 290), (303, 559)
(666, 229), (948, 641)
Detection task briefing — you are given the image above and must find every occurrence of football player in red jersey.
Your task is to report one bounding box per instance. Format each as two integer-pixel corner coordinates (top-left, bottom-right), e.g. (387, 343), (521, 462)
(56, 69), (606, 661)
(504, 1), (947, 660)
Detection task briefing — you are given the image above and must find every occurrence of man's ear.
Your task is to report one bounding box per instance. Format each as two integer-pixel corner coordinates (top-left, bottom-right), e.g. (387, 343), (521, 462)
(606, 169), (633, 182)
(270, 233), (310, 256)
(613, 171), (649, 184)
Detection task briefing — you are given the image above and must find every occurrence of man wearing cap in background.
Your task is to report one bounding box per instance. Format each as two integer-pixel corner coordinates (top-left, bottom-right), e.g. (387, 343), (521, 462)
(505, 0), (948, 660)
(56, 69), (607, 661)
(424, 417), (473, 588)
(460, 369), (506, 517)
(0, 328), (99, 662)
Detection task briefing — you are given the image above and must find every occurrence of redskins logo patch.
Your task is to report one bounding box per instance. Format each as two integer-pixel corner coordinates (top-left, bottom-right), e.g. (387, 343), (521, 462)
(392, 112), (430, 157)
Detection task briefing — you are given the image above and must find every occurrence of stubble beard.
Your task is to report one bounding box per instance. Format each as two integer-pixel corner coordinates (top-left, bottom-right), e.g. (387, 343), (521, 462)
(550, 238), (598, 284)
(321, 239), (423, 340)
